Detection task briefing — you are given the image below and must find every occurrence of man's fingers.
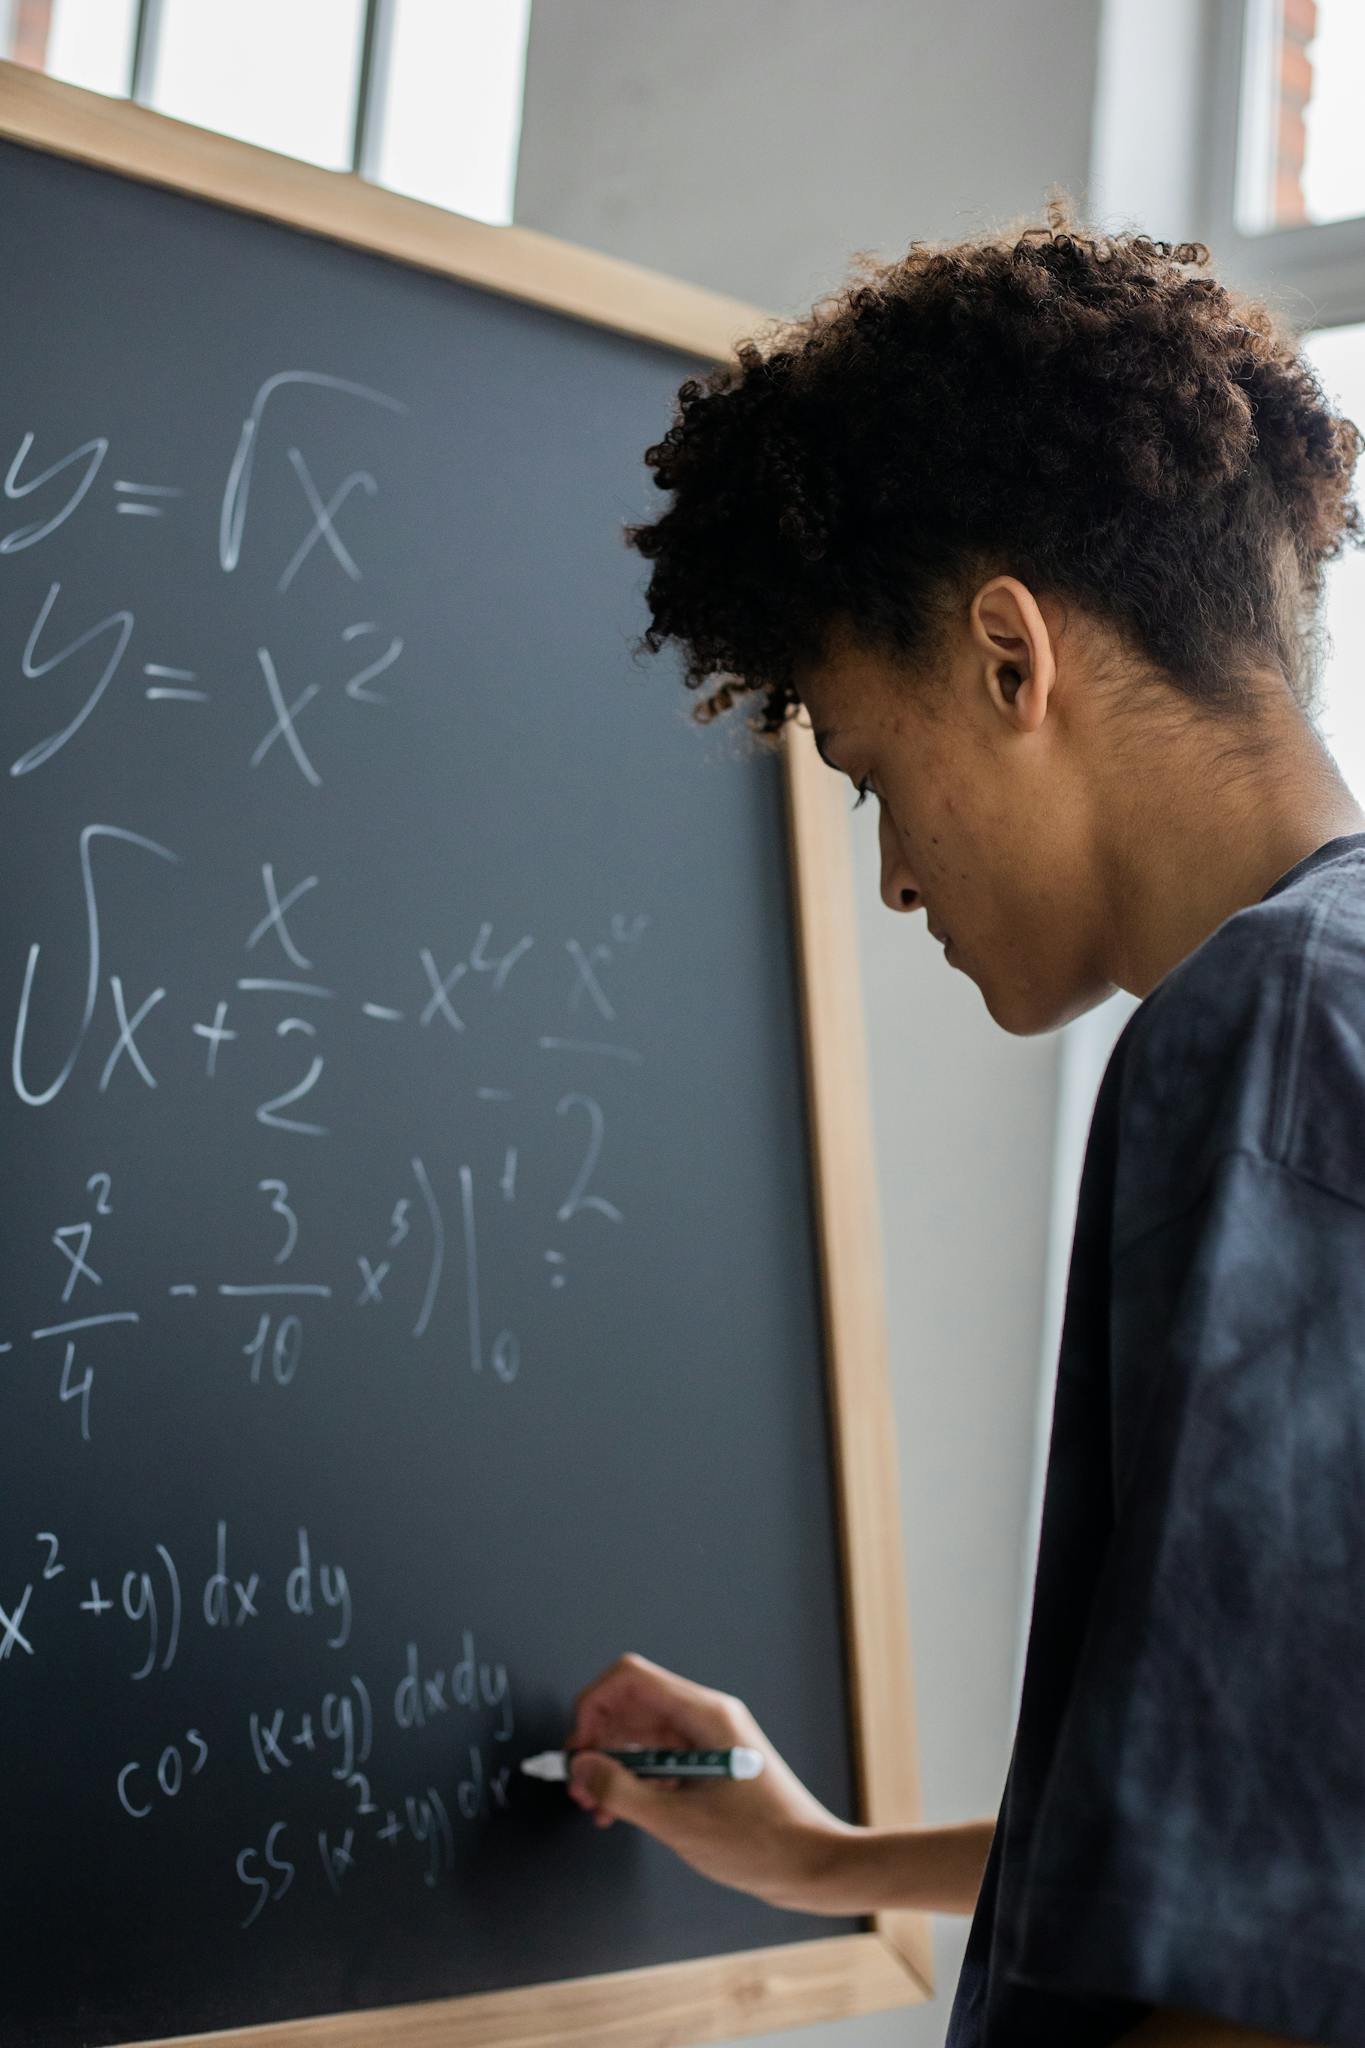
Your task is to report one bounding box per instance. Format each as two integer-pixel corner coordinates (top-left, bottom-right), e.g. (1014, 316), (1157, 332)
(570, 1752), (689, 1832)
(565, 1654), (759, 1831)
(569, 1751), (642, 1819)
(572, 1652), (741, 1734)
(571, 1651), (660, 1721)
(569, 1713), (694, 1759)
(569, 1656), (750, 1760)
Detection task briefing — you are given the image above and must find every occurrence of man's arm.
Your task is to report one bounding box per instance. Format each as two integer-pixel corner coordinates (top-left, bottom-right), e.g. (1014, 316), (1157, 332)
(796, 1814), (995, 1916)
(1119, 2007), (1321, 2048)
(800, 1842), (1325, 2048)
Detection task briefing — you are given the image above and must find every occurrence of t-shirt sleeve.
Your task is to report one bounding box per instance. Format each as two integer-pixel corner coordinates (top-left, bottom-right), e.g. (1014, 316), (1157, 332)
(1006, 1146), (1365, 2048)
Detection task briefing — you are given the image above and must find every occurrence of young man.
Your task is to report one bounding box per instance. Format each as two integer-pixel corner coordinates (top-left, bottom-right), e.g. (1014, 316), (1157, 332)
(564, 196), (1365, 2048)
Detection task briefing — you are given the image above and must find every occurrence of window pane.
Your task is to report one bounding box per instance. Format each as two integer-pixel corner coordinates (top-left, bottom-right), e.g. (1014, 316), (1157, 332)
(1298, 0), (1365, 226)
(372, 0), (531, 225)
(1240, 0), (1365, 234)
(46, 0), (138, 97)
(148, 0), (366, 172)
(1300, 322), (1365, 801)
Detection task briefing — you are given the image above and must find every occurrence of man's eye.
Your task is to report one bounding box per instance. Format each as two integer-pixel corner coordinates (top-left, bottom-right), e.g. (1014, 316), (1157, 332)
(850, 775), (874, 811)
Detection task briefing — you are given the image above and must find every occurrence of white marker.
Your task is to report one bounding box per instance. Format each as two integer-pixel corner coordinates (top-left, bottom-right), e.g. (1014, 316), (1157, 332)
(521, 1745), (764, 1782)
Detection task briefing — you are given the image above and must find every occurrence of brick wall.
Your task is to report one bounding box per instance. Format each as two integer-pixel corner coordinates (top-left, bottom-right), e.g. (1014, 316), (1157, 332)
(6, 0), (53, 70)
(1274, 0), (1318, 225)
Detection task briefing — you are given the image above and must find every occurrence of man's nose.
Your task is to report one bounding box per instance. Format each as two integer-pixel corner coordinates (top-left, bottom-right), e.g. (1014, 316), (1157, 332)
(877, 802), (920, 913)
(880, 860), (921, 914)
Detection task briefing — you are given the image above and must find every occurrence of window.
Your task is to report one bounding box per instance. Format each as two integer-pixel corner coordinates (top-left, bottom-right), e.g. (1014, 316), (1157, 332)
(0, 0), (531, 225)
(1302, 322), (1365, 802)
(370, 0), (531, 225)
(1298, 2), (1365, 231)
(1200, 1), (1365, 342)
(1, 0), (138, 96)
(148, 0), (367, 173)
(1238, 0), (1365, 236)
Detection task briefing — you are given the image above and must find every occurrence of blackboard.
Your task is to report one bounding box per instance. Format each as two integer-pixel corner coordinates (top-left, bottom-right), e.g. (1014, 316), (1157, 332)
(0, 105), (894, 2048)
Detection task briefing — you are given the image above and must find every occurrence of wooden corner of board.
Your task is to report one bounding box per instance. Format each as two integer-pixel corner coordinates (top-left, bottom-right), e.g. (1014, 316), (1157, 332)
(874, 1906), (937, 1996)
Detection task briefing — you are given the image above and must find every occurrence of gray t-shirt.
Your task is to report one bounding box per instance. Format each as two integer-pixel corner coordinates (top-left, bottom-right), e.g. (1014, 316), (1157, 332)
(946, 829), (1365, 2048)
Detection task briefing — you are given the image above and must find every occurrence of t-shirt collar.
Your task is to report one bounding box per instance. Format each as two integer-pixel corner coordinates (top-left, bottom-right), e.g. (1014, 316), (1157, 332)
(1258, 829), (1365, 904)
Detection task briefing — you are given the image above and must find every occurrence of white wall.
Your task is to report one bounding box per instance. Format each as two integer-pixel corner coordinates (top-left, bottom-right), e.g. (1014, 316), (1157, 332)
(514, 7), (1107, 2045)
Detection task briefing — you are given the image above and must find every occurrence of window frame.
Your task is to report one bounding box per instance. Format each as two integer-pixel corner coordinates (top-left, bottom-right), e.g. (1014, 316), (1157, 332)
(125, 0), (384, 172)
(1199, 0), (1365, 335)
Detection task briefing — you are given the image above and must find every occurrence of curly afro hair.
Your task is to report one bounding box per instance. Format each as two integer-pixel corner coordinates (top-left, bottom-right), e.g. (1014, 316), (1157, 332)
(625, 188), (1364, 739)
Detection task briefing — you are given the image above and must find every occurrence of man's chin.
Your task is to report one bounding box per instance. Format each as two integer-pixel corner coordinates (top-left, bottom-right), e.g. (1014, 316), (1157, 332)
(984, 974), (1118, 1037)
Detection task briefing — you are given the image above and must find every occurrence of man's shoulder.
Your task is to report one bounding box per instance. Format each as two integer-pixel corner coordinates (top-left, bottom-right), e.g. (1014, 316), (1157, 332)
(1142, 836), (1365, 1043)
(1110, 840), (1365, 1239)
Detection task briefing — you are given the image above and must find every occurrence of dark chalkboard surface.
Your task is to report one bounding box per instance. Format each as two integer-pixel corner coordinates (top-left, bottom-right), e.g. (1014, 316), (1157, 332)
(0, 127), (864, 2047)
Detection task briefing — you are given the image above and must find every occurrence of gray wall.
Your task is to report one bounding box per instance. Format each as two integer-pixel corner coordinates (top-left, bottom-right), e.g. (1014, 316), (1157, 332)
(515, 5), (1104, 2044)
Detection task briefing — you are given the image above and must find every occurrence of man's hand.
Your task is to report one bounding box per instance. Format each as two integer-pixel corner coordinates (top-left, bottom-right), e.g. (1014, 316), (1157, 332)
(564, 1650), (855, 1911)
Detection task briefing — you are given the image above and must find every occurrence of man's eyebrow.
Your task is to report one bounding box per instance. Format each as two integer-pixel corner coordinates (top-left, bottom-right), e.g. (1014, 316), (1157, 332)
(811, 727), (844, 770)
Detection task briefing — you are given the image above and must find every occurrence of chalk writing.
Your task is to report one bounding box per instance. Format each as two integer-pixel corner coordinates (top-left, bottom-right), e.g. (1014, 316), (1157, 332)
(0, 364), (668, 1997)
(2, 428), (107, 552)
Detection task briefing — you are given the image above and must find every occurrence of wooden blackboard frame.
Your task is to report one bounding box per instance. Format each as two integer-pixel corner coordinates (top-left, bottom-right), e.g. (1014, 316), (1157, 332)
(0, 61), (930, 2048)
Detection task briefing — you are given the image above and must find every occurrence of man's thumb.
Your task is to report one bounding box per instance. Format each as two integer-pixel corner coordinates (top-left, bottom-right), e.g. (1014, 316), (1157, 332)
(570, 1751), (644, 1815)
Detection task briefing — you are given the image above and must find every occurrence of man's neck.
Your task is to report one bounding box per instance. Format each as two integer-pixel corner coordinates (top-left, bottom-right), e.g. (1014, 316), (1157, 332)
(1101, 709), (1365, 998)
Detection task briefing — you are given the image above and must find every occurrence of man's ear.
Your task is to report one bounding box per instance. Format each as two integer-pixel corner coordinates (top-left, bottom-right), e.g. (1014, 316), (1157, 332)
(971, 576), (1055, 733)
(987, 658), (1051, 733)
